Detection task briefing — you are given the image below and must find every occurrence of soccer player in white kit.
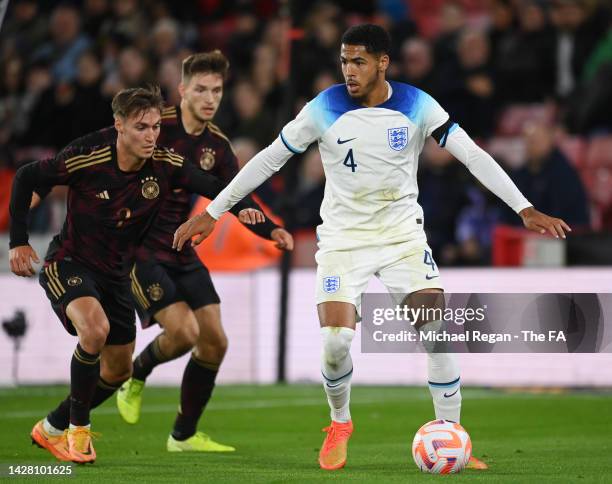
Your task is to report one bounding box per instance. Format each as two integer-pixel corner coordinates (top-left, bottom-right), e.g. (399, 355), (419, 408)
(173, 24), (570, 471)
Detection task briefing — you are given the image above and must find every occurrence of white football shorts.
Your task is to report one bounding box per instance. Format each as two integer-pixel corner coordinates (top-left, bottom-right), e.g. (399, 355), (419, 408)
(315, 239), (444, 315)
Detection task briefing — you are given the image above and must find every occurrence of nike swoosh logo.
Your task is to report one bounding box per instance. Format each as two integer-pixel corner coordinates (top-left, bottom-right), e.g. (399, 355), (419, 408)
(425, 274), (439, 280)
(337, 137), (357, 144)
(444, 389), (459, 398)
(325, 381), (343, 388)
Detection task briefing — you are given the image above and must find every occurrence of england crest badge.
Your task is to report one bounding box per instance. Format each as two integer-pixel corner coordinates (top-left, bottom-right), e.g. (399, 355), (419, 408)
(323, 276), (340, 293)
(388, 127), (408, 151)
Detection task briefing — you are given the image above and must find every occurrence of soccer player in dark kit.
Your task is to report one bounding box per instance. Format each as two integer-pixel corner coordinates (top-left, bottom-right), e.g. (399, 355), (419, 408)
(44, 51), (294, 452)
(8, 85), (269, 464)
(119, 51), (294, 452)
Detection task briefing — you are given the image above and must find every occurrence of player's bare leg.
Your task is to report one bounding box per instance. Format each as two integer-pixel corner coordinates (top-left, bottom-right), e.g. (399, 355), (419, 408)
(407, 289), (487, 470)
(167, 303), (234, 452)
(317, 301), (356, 470)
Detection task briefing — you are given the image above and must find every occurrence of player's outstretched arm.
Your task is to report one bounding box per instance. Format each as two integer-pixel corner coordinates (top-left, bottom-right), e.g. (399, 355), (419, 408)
(206, 137), (294, 221)
(442, 126), (571, 238)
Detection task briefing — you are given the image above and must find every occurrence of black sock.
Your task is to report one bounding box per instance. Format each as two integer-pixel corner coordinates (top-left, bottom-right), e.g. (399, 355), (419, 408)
(132, 335), (170, 381)
(91, 377), (124, 409)
(47, 397), (70, 431)
(47, 378), (123, 430)
(69, 343), (100, 427)
(172, 355), (219, 441)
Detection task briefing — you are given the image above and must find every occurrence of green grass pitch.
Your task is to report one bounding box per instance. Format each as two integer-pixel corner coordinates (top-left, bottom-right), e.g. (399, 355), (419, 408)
(0, 385), (610, 483)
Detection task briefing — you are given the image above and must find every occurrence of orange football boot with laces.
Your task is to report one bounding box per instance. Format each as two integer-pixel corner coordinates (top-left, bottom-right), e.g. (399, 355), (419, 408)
(67, 426), (98, 464)
(318, 420), (353, 470)
(30, 420), (70, 461)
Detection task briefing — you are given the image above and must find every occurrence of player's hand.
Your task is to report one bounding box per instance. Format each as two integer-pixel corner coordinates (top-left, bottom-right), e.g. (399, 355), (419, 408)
(238, 208), (265, 225)
(9, 245), (40, 277)
(173, 211), (216, 251)
(271, 228), (294, 251)
(519, 206), (571, 239)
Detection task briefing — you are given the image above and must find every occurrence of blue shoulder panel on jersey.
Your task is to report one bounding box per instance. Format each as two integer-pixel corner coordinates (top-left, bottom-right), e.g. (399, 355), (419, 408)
(383, 81), (431, 125)
(309, 84), (363, 133)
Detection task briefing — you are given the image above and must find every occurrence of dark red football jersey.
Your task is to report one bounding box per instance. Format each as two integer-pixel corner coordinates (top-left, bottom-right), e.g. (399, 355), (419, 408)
(58, 105), (276, 266)
(10, 143), (236, 279)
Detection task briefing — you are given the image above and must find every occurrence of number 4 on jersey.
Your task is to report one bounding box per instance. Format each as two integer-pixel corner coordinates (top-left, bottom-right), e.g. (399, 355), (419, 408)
(343, 149), (357, 172)
(423, 249), (436, 271)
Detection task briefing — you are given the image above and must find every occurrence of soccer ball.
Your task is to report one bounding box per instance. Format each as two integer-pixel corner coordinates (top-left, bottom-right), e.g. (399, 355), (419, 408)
(412, 419), (472, 474)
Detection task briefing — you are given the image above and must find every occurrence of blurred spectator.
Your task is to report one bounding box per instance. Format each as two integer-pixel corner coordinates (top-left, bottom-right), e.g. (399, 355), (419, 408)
(70, 51), (113, 136)
(0, 0), (47, 62)
(228, 79), (276, 149)
(502, 123), (590, 228)
(491, 1), (555, 104)
(397, 37), (438, 93)
(433, 2), (466, 68)
(150, 18), (180, 64)
(23, 80), (78, 149)
(226, 8), (262, 79)
(373, 0), (416, 61)
(100, 0), (147, 46)
(22, 50), (111, 149)
(82, 0), (112, 45)
(566, 24), (612, 133)
(0, 58), (25, 144)
(7, 62), (53, 146)
(103, 47), (154, 96)
(456, 185), (502, 265)
(550, 0), (610, 99)
(295, 2), (344, 99)
(438, 29), (496, 139)
(418, 140), (470, 266)
(158, 57), (182, 106)
(487, 0), (517, 65)
(32, 4), (91, 82)
(251, 43), (283, 107)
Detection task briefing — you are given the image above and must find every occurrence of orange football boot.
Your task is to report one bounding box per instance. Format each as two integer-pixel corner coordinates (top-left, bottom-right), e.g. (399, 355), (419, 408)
(67, 426), (98, 464)
(318, 420), (353, 470)
(30, 419), (70, 461)
(467, 455), (489, 470)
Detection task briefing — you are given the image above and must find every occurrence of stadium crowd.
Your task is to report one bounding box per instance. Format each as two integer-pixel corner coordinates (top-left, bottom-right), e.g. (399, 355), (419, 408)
(1, 0), (611, 266)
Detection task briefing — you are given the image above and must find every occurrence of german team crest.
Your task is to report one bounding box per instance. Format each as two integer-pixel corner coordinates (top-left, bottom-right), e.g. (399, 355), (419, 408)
(388, 127), (408, 151)
(200, 148), (216, 170)
(147, 283), (164, 302)
(141, 176), (160, 199)
(323, 276), (340, 294)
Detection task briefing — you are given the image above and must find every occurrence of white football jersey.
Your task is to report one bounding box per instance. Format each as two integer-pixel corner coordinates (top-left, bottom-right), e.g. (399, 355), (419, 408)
(281, 81), (454, 250)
